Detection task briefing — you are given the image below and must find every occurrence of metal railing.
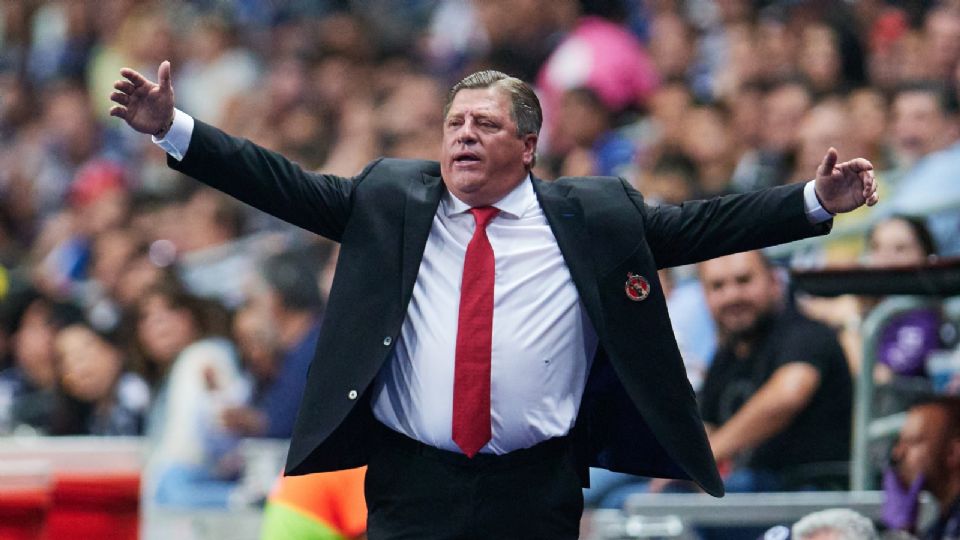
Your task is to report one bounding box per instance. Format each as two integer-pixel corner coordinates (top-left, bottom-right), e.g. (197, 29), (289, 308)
(585, 491), (937, 539)
(851, 296), (935, 490)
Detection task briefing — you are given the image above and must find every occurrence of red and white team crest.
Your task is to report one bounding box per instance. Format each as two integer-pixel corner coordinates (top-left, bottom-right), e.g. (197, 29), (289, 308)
(624, 272), (650, 302)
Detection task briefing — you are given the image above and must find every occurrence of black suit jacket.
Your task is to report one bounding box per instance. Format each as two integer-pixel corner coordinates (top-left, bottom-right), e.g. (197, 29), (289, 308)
(170, 119), (832, 497)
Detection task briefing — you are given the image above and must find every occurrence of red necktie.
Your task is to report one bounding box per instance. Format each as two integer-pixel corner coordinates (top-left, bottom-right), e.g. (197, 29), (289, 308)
(452, 206), (499, 457)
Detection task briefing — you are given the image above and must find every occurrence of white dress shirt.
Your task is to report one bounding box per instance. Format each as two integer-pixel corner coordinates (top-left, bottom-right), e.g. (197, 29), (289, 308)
(155, 109), (834, 455)
(369, 178), (598, 454)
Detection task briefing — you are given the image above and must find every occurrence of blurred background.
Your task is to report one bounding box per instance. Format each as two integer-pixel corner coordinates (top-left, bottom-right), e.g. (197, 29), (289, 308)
(1, 0), (960, 539)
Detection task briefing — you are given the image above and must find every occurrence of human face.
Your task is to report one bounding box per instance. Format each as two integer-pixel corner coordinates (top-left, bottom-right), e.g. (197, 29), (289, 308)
(137, 294), (197, 365)
(440, 87), (536, 207)
(12, 302), (57, 388)
(867, 219), (927, 267)
(700, 252), (781, 340)
(892, 92), (948, 162)
(56, 325), (121, 403)
(891, 404), (957, 499)
(232, 305), (279, 380)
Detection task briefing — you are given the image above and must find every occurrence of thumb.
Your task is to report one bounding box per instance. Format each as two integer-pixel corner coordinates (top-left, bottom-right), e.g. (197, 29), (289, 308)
(158, 60), (173, 91)
(818, 147), (838, 177)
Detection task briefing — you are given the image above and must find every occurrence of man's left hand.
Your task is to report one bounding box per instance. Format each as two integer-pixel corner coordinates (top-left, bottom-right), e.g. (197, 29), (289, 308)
(814, 147), (879, 214)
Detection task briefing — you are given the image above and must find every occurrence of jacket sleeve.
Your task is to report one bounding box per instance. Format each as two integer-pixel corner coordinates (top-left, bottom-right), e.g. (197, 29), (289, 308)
(168, 119), (378, 242)
(625, 180), (833, 269)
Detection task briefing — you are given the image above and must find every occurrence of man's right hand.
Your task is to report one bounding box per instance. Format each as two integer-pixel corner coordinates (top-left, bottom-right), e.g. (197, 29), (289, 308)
(109, 60), (175, 138)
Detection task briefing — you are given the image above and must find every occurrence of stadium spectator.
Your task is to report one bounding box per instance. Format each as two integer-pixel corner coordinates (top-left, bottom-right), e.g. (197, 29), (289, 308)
(790, 508), (880, 540)
(636, 151), (698, 206)
(847, 87), (893, 172)
(679, 102), (736, 196)
(83, 227), (145, 331)
(0, 291), (85, 434)
(176, 187), (254, 308)
(221, 251), (323, 439)
(924, 7), (960, 82)
(859, 216), (946, 380)
(134, 277), (248, 508)
(555, 87), (635, 177)
(884, 397), (960, 539)
(888, 82), (956, 172)
(50, 320), (149, 436)
(175, 16), (260, 126)
(537, 6), (658, 151)
(698, 250), (852, 492)
(884, 82), (960, 256)
(731, 79), (814, 192)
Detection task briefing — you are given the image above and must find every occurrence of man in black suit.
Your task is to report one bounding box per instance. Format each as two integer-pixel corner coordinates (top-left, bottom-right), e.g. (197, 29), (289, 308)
(110, 61), (877, 539)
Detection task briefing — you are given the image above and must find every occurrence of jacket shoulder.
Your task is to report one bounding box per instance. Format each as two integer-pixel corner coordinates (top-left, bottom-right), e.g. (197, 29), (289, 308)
(366, 158), (440, 179)
(551, 175), (625, 188)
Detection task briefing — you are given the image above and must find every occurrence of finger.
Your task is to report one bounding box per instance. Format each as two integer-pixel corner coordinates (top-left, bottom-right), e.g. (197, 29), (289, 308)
(866, 192), (879, 206)
(818, 147), (838, 177)
(862, 170), (876, 198)
(158, 60), (172, 91)
(109, 105), (128, 119)
(120, 67), (150, 87)
(838, 157), (874, 174)
(113, 79), (136, 94)
(109, 91), (130, 106)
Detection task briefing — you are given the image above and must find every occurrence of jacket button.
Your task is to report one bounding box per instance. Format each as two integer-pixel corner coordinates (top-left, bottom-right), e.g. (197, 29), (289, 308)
(383, 336), (392, 346)
(348, 390), (358, 400)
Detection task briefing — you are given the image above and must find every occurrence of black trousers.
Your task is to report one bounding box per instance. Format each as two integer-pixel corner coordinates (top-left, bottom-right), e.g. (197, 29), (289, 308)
(365, 423), (583, 540)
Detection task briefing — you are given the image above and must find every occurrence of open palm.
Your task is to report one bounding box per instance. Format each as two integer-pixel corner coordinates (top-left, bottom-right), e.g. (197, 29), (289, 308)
(109, 61), (175, 137)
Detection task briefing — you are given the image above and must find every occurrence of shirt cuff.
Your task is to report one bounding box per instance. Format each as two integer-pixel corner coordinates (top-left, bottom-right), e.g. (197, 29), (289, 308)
(803, 180), (834, 224)
(152, 108), (194, 161)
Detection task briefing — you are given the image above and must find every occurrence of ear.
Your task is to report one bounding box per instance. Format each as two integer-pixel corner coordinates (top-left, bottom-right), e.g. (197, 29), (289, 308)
(522, 133), (538, 168)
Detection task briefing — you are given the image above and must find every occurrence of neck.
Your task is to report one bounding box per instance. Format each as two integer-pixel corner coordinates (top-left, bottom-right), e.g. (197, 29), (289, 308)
(725, 311), (778, 359)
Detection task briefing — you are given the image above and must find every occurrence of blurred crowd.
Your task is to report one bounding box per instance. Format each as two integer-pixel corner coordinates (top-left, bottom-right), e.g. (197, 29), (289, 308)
(1, 0), (960, 532)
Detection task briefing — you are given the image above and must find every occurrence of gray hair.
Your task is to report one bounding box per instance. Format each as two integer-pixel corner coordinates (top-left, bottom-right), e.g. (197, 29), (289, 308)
(792, 509), (879, 540)
(443, 70), (543, 138)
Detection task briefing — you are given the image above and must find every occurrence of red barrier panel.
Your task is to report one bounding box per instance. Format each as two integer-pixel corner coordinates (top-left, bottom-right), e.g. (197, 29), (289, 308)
(0, 438), (143, 540)
(0, 489), (50, 540)
(44, 474), (140, 540)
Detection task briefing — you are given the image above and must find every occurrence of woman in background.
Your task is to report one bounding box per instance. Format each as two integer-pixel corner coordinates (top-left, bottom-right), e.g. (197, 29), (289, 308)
(50, 321), (149, 436)
(134, 276), (249, 508)
(828, 215), (951, 381)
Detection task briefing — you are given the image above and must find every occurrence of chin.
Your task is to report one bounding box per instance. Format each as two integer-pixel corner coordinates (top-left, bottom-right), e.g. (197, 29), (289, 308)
(447, 173), (488, 193)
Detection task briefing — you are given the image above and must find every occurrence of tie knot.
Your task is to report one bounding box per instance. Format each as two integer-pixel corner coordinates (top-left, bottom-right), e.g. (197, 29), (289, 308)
(469, 206), (500, 229)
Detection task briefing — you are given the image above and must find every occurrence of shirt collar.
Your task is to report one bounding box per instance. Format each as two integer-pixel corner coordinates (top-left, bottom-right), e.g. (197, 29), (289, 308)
(442, 174), (534, 219)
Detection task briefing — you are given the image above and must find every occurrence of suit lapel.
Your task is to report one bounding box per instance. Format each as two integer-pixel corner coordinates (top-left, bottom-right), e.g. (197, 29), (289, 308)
(400, 171), (444, 306)
(533, 177), (606, 336)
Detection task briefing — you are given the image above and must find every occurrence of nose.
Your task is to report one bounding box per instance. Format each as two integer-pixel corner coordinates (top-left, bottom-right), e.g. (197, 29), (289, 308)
(890, 439), (904, 465)
(456, 119), (478, 145)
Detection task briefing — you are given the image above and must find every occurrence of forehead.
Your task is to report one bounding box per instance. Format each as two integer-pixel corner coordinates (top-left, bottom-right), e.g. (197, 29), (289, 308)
(871, 219), (916, 243)
(56, 325), (96, 349)
(895, 91), (940, 112)
(446, 87), (512, 118)
(907, 405), (950, 434)
(700, 252), (766, 282)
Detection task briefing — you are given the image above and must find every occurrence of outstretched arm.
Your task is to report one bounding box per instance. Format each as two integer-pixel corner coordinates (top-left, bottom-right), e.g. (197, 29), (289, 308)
(109, 62), (358, 241)
(640, 149), (877, 269)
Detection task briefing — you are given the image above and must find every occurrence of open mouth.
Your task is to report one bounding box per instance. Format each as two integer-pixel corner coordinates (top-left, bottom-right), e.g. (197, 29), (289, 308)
(453, 152), (481, 164)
